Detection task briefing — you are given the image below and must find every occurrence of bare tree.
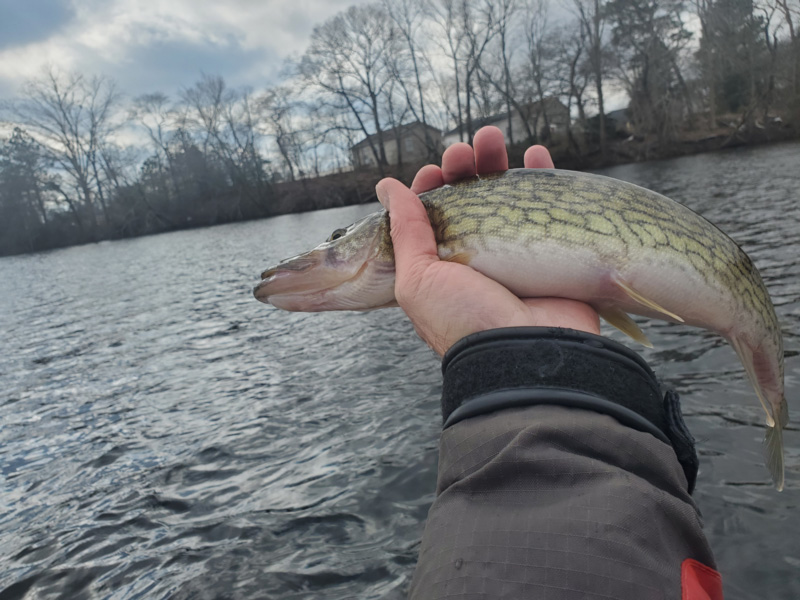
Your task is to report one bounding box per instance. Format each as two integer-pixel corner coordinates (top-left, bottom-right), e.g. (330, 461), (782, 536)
(181, 74), (270, 217)
(692, 0), (720, 128)
(0, 127), (57, 253)
(606, 0), (693, 144)
(260, 87), (299, 181)
(772, 0), (799, 97)
(522, 0), (557, 142)
(497, 0), (519, 143)
(695, 0), (774, 132)
(11, 68), (121, 236)
(299, 4), (398, 176)
(429, 0), (500, 143)
(553, 22), (591, 155)
(383, 0), (440, 157)
(473, 0), (552, 145)
(473, 0), (519, 142)
(572, 0), (609, 152)
(461, 0), (500, 142)
(755, 0), (800, 122)
(757, 0), (781, 122)
(430, 0), (469, 141)
(131, 92), (183, 200)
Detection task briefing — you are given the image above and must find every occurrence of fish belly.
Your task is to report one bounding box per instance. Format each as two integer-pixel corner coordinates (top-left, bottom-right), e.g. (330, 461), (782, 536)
(462, 239), (735, 333)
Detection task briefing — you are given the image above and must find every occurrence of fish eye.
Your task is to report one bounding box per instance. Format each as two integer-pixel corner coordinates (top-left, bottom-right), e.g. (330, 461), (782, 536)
(328, 228), (347, 242)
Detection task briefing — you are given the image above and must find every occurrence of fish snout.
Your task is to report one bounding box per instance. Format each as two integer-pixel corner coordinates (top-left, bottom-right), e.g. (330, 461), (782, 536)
(260, 254), (317, 280)
(253, 250), (356, 305)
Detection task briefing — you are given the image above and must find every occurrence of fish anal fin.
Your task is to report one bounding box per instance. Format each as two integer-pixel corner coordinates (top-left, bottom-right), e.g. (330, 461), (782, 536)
(613, 277), (684, 323)
(598, 306), (653, 348)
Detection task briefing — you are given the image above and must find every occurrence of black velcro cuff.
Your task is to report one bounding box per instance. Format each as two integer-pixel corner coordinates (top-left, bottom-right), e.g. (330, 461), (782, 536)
(441, 327), (698, 492)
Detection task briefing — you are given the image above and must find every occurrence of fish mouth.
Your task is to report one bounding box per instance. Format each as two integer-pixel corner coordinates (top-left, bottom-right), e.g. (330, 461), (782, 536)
(253, 249), (365, 309)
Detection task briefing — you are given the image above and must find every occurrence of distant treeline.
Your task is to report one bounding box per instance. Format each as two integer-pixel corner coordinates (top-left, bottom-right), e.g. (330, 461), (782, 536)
(1, 0), (799, 256)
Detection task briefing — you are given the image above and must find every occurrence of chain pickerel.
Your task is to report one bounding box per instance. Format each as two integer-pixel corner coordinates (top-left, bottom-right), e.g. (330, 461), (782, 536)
(254, 168), (788, 489)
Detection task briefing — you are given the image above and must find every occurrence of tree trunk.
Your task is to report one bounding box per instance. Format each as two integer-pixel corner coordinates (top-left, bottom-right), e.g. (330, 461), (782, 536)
(593, 0), (606, 153)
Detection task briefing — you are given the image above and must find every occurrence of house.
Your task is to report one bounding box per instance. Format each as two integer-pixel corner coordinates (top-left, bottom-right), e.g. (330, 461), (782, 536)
(604, 108), (633, 136)
(443, 98), (570, 147)
(351, 121), (443, 168)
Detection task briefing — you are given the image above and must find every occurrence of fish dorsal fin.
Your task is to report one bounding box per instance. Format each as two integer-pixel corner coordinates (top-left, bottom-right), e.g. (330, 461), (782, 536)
(613, 277), (685, 323)
(598, 306), (653, 348)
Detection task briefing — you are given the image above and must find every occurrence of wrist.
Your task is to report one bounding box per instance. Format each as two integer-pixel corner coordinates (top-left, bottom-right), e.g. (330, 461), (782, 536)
(440, 326), (699, 492)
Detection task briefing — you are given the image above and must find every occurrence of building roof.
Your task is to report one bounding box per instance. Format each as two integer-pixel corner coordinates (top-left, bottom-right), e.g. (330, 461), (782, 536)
(351, 121), (442, 151)
(444, 112), (509, 137)
(604, 108), (630, 125)
(443, 97), (568, 137)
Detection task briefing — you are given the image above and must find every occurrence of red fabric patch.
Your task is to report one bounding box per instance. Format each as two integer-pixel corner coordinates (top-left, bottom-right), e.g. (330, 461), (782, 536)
(682, 558), (723, 600)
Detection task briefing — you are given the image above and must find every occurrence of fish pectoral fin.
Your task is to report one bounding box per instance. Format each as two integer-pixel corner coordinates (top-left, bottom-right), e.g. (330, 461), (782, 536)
(442, 251), (473, 265)
(598, 307), (653, 348)
(613, 277), (685, 323)
(361, 299), (399, 311)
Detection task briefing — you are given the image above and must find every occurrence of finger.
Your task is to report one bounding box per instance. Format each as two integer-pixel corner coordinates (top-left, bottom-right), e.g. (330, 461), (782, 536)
(524, 145), (555, 169)
(375, 178), (439, 276)
(474, 126), (508, 174)
(411, 164), (444, 195)
(441, 143), (476, 183)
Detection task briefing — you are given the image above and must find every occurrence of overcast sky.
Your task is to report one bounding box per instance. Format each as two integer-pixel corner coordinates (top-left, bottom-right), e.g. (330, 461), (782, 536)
(0, 0), (373, 100)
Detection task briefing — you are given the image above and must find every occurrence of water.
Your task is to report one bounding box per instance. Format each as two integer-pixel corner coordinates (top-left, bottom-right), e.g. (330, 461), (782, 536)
(1, 142), (798, 599)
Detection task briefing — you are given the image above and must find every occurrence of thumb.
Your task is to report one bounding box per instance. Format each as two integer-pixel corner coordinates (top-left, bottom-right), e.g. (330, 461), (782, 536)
(376, 178), (439, 278)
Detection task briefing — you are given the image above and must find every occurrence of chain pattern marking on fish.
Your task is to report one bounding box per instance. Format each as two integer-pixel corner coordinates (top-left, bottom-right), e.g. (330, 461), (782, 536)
(414, 169), (779, 349)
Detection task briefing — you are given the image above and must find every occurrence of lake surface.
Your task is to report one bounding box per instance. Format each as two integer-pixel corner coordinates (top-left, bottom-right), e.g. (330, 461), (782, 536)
(1, 142), (799, 599)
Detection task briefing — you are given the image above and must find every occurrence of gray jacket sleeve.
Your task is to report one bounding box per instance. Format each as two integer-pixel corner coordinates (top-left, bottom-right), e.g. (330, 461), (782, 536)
(409, 328), (717, 600)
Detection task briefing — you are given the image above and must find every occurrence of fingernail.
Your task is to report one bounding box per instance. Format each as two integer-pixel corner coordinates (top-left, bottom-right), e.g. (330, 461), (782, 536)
(375, 182), (390, 210)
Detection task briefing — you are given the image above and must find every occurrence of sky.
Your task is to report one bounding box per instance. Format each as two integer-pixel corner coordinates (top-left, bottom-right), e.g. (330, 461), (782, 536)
(0, 0), (373, 100)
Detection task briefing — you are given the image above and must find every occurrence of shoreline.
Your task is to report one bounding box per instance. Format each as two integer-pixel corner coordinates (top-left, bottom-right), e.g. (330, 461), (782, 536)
(277, 126), (799, 214)
(2, 131), (798, 259)
(515, 123), (799, 171)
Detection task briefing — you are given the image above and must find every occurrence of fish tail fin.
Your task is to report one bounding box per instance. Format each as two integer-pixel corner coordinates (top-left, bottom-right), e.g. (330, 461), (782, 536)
(765, 422), (785, 492)
(730, 335), (788, 490)
(777, 391), (789, 429)
(767, 392), (789, 492)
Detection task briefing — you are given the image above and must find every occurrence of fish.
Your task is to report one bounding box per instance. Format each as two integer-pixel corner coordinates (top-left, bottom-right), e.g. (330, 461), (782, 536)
(254, 168), (788, 490)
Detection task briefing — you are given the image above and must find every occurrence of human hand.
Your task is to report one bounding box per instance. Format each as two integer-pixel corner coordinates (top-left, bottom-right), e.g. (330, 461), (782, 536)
(375, 126), (600, 356)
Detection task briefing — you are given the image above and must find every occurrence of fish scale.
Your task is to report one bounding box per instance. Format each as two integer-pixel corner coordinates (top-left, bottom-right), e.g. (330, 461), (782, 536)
(255, 168), (788, 490)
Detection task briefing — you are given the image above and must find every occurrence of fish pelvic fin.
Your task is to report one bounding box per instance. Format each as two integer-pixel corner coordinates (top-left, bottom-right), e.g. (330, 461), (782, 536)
(598, 306), (653, 348)
(613, 277), (685, 323)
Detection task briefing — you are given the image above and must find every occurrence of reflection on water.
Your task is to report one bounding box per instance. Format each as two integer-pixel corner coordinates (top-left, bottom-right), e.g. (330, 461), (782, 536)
(1, 142), (799, 599)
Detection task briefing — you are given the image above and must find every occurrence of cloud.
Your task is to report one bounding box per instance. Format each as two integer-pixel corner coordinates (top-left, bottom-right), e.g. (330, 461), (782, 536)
(114, 37), (281, 95)
(0, 0), (74, 51)
(0, 0), (373, 99)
